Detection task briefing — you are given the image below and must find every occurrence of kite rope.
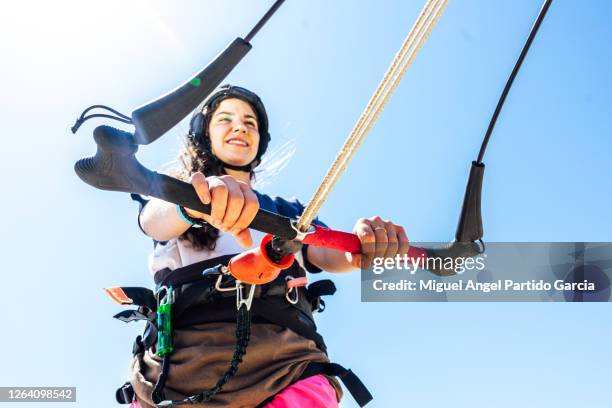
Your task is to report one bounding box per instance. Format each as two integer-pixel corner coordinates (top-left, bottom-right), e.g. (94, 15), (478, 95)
(297, 0), (448, 232)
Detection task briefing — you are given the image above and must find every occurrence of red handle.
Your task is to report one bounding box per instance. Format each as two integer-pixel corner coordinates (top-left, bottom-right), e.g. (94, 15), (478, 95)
(302, 225), (428, 260)
(302, 225), (362, 253)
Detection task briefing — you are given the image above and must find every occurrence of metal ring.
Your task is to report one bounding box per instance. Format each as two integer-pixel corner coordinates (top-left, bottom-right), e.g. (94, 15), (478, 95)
(215, 274), (237, 292)
(285, 276), (299, 305)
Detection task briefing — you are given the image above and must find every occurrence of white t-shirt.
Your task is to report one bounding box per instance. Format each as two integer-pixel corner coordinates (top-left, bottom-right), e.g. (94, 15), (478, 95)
(149, 229), (308, 275)
(140, 192), (324, 276)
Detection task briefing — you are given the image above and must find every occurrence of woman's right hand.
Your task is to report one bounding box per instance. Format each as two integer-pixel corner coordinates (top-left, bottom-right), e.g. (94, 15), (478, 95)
(185, 172), (260, 248)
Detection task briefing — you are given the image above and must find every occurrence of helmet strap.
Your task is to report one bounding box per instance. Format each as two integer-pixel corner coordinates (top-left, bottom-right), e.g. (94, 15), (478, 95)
(222, 161), (257, 172)
(204, 147), (258, 173)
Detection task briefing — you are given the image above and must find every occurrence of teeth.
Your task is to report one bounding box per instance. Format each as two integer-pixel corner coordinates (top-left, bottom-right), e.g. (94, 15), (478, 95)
(227, 140), (248, 146)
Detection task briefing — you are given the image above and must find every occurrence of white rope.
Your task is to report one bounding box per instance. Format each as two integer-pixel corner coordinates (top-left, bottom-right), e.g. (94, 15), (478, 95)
(297, 0), (448, 231)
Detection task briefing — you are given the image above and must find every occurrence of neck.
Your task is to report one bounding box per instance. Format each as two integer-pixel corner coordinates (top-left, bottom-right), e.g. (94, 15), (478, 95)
(224, 168), (252, 185)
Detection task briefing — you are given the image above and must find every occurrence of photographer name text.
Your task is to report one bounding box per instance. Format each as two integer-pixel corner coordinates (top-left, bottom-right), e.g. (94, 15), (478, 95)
(372, 279), (595, 293)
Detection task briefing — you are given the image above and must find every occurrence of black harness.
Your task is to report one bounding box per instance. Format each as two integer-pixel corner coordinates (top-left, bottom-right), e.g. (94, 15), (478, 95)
(112, 255), (372, 407)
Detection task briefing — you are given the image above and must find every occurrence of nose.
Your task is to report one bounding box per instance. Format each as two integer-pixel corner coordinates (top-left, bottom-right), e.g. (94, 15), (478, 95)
(233, 121), (247, 134)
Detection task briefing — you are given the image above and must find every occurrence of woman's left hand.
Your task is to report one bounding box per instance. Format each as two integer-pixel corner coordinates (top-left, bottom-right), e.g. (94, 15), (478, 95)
(345, 216), (410, 269)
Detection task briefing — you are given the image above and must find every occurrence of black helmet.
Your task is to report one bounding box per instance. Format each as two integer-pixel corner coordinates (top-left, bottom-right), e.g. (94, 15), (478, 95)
(189, 84), (270, 171)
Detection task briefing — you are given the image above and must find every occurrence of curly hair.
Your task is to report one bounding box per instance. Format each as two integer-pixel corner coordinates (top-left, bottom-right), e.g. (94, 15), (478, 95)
(175, 96), (256, 250)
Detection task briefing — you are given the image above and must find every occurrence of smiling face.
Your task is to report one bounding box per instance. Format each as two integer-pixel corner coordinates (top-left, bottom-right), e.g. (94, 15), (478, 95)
(207, 98), (260, 167)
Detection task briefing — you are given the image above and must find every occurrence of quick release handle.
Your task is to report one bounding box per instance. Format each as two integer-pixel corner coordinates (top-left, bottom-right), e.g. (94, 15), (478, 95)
(131, 38), (252, 145)
(74, 126), (480, 277)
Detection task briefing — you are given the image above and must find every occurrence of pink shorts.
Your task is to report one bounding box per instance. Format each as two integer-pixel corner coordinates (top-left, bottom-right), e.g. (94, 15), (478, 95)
(264, 374), (339, 408)
(129, 374), (338, 408)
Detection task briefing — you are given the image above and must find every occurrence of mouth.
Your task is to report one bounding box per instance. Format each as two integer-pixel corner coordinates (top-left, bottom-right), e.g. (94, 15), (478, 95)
(225, 137), (249, 147)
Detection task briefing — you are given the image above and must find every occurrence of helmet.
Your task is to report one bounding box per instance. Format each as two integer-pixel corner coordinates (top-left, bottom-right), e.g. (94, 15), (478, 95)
(189, 84), (271, 172)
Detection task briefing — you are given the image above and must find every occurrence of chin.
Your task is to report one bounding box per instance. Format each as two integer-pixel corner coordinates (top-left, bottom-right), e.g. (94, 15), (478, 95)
(221, 153), (256, 167)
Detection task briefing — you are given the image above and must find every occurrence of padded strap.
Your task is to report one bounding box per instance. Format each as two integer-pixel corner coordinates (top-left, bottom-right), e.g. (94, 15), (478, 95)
(113, 309), (150, 323)
(151, 355), (171, 405)
(154, 255), (235, 286)
(132, 335), (144, 356)
(299, 362), (373, 407)
(306, 280), (336, 300)
(115, 381), (134, 404)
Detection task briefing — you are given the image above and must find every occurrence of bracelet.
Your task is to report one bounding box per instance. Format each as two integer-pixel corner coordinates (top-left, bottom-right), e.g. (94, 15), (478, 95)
(175, 205), (205, 228)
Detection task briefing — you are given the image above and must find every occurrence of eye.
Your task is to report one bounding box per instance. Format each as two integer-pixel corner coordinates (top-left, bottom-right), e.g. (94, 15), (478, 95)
(219, 116), (231, 123)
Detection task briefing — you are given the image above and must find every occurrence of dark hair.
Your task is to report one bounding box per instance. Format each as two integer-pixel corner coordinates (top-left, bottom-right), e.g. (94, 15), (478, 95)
(175, 95), (257, 250)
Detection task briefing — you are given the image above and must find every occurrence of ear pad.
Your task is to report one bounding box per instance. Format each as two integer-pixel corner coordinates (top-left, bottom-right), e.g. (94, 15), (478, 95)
(189, 112), (205, 138)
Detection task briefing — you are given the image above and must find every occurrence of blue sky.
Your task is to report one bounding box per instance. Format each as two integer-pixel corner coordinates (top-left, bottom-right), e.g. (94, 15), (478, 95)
(0, 1), (610, 407)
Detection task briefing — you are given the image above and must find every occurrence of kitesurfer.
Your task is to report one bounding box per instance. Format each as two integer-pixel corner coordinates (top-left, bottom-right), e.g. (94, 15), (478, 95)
(125, 84), (409, 408)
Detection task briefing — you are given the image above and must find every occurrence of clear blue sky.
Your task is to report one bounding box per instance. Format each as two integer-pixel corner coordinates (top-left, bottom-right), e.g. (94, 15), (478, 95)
(0, 1), (611, 407)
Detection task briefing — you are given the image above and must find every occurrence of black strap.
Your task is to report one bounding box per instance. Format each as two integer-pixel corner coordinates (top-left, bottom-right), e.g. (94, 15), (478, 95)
(108, 287), (156, 312)
(154, 255), (236, 286)
(306, 280), (336, 300)
(115, 381), (135, 404)
(154, 253), (306, 288)
(130, 193), (148, 208)
(299, 362), (373, 407)
(132, 335), (144, 356)
(151, 355), (171, 405)
(113, 309), (150, 323)
(125, 287), (157, 311)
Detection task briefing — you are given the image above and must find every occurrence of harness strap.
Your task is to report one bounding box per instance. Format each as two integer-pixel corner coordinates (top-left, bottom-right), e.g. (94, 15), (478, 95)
(113, 309), (150, 323)
(106, 287), (157, 311)
(173, 296), (327, 353)
(154, 255), (235, 286)
(113, 307), (158, 351)
(305, 279), (336, 300)
(115, 381), (135, 404)
(132, 335), (144, 356)
(298, 362), (373, 407)
(114, 362), (372, 406)
(151, 355), (171, 405)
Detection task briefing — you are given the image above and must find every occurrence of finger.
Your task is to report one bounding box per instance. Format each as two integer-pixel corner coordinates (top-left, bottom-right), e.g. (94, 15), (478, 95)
(234, 229), (253, 249)
(354, 220), (376, 269)
(349, 253), (363, 270)
(396, 225), (410, 256)
(383, 220), (399, 258)
(208, 178), (228, 228)
(230, 182), (260, 235)
(372, 224), (388, 260)
(191, 172), (211, 205)
(367, 216), (389, 259)
(218, 177), (245, 231)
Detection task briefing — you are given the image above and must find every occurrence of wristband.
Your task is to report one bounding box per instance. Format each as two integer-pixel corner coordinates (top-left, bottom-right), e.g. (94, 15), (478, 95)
(176, 205), (204, 228)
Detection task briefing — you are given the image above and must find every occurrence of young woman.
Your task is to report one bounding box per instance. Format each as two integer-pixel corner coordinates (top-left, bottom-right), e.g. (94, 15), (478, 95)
(129, 84), (409, 408)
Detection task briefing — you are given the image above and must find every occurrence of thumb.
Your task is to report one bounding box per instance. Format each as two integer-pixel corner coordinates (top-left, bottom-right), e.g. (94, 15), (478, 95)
(234, 229), (254, 249)
(191, 172), (212, 205)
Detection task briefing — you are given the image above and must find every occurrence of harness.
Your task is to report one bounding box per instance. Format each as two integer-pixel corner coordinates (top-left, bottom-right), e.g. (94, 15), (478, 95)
(108, 255), (372, 407)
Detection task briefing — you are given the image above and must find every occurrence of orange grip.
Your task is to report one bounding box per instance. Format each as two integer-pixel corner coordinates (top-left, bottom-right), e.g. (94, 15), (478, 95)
(228, 234), (294, 285)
